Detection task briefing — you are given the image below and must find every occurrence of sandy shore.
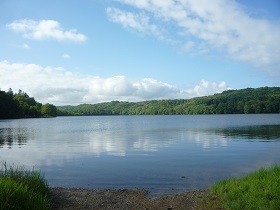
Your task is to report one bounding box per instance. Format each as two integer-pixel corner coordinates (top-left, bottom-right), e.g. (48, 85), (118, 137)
(50, 188), (208, 210)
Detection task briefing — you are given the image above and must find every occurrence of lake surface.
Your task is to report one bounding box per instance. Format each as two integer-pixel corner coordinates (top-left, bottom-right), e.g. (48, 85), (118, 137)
(0, 114), (280, 197)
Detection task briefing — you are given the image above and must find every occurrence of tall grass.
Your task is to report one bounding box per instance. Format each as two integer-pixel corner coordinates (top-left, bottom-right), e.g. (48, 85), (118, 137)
(0, 161), (50, 210)
(209, 165), (280, 210)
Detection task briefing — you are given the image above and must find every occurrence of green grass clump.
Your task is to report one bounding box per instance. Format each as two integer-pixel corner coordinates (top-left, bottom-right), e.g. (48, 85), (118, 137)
(0, 162), (50, 210)
(209, 165), (280, 210)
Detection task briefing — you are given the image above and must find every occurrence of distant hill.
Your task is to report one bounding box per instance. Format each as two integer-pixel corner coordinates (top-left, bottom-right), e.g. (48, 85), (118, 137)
(57, 87), (280, 116)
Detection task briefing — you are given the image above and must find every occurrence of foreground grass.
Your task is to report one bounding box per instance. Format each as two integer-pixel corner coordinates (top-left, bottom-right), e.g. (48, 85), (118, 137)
(0, 162), (50, 210)
(196, 165), (280, 210)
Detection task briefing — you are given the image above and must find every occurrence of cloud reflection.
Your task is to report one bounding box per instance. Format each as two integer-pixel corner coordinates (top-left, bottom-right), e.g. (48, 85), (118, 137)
(191, 131), (228, 149)
(1, 117), (280, 168)
(88, 130), (175, 156)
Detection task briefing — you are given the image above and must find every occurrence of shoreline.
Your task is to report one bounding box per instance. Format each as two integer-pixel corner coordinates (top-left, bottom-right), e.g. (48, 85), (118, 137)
(50, 187), (209, 210)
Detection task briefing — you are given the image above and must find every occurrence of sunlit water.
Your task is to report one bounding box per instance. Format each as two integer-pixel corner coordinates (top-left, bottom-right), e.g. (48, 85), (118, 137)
(0, 114), (280, 197)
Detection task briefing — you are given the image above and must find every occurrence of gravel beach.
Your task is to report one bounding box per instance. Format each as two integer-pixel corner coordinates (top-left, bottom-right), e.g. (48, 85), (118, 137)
(50, 188), (208, 210)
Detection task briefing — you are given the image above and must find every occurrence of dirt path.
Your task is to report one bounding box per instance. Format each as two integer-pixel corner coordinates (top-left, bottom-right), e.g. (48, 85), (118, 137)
(50, 188), (208, 210)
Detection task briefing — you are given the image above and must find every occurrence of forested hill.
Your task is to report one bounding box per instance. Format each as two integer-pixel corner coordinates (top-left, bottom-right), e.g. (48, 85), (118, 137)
(58, 87), (280, 116)
(0, 89), (57, 119)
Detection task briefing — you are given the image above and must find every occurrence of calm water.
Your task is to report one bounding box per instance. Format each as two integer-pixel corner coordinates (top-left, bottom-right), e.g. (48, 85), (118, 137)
(0, 114), (280, 196)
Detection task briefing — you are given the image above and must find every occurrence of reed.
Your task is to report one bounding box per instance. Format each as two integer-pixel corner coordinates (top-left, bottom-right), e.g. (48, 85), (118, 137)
(0, 161), (50, 210)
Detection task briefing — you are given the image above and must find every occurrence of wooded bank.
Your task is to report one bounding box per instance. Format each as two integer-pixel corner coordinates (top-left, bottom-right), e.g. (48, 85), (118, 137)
(57, 87), (280, 116)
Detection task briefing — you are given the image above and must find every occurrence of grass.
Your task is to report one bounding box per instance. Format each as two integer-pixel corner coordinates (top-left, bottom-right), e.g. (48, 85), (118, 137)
(0, 161), (50, 210)
(196, 165), (280, 210)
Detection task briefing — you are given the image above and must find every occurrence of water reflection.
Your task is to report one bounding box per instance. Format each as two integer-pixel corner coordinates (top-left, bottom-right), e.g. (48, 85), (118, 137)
(192, 125), (280, 149)
(0, 128), (31, 148)
(0, 117), (279, 165)
(1, 121), (279, 155)
(210, 125), (280, 141)
(1, 116), (280, 196)
(88, 130), (175, 156)
(87, 124), (280, 154)
(192, 132), (228, 149)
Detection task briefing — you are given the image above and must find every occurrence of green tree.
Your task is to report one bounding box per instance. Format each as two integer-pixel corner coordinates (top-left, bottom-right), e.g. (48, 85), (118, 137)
(41, 103), (57, 117)
(0, 91), (19, 118)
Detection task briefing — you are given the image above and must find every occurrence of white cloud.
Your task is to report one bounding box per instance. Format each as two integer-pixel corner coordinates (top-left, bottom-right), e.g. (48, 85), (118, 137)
(62, 54), (71, 59)
(107, 7), (150, 33)
(107, 7), (167, 41)
(0, 60), (228, 105)
(112, 0), (280, 68)
(6, 19), (87, 42)
(20, 43), (31, 49)
(185, 80), (228, 98)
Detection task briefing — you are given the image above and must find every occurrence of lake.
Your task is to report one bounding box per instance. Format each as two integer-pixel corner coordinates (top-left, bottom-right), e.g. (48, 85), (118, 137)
(0, 114), (280, 197)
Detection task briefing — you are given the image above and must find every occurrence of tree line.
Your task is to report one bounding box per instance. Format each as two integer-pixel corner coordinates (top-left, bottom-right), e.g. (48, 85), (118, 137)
(57, 87), (280, 116)
(0, 89), (57, 119)
(1, 87), (279, 118)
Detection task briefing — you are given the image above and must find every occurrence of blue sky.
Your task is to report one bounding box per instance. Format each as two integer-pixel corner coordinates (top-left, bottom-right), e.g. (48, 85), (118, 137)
(0, 0), (279, 105)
